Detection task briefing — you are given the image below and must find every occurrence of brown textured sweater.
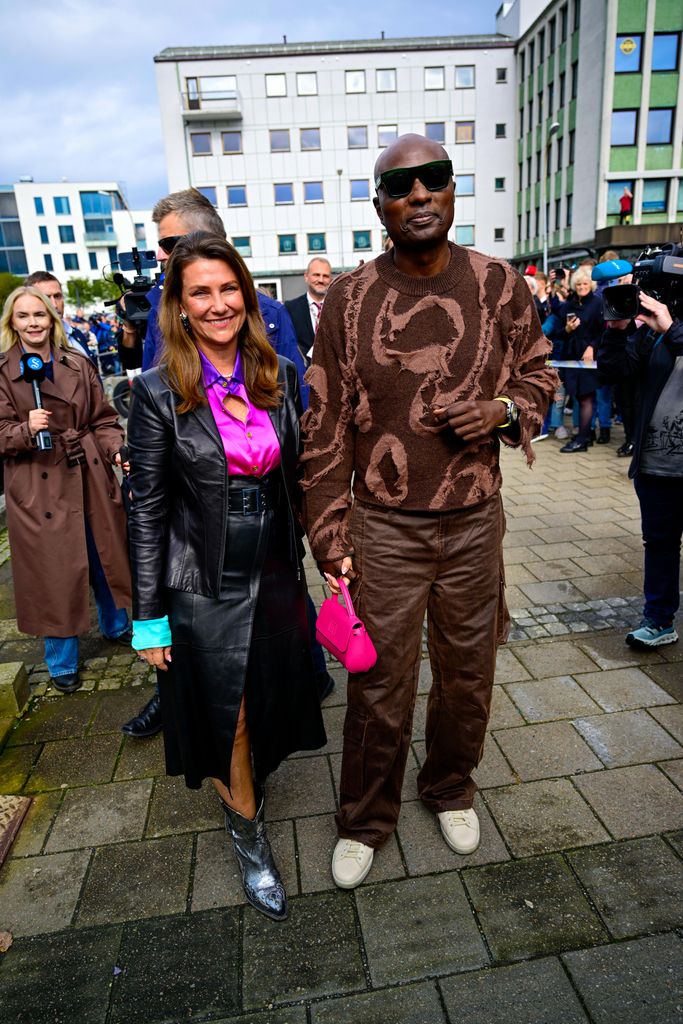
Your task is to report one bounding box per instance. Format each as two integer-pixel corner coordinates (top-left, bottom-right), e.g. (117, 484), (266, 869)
(301, 243), (558, 562)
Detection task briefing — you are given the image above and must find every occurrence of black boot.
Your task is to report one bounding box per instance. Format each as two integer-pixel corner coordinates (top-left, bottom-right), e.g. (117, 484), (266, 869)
(223, 796), (288, 921)
(121, 693), (162, 737)
(597, 427), (611, 444)
(617, 440), (634, 457)
(560, 438), (589, 453)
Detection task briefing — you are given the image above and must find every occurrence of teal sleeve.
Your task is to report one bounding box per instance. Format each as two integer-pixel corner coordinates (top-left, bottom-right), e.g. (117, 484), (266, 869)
(132, 617), (172, 651)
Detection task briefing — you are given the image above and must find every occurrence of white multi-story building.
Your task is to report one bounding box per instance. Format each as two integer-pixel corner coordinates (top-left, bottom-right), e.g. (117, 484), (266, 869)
(154, 35), (516, 297)
(0, 179), (157, 284)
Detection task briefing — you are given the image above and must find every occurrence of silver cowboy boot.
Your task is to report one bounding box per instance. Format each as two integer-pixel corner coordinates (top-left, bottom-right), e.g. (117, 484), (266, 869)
(222, 796), (288, 921)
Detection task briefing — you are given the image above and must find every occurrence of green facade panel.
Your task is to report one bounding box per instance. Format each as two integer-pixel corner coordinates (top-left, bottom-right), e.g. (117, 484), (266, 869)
(654, 0), (683, 31)
(536, 124), (542, 150)
(609, 146), (638, 170)
(566, 166), (574, 193)
(645, 144), (674, 169)
(564, 228), (572, 245)
(518, 139), (524, 163)
(526, 188), (531, 211)
(557, 109), (565, 136)
(571, 32), (580, 62)
(618, 0), (647, 31)
(650, 73), (679, 106)
(518, 83), (525, 107)
(537, 65), (544, 90)
(548, 54), (555, 80)
(569, 100), (577, 131)
(535, 183), (541, 206)
(641, 211), (669, 223)
(559, 42), (566, 69)
(613, 74), (643, 108)
(555, 171), (562, 195)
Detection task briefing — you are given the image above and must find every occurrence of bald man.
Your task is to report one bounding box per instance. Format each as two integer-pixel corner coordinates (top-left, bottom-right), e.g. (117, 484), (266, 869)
(285, 257), (333, 367)
(302, 134), (556, 888)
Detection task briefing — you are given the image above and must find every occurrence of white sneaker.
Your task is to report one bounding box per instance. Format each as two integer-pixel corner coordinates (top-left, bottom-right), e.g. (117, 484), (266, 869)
(554, 425), (569, 440)
(438, 808), (481, 855)
(331, 838), (374, 889)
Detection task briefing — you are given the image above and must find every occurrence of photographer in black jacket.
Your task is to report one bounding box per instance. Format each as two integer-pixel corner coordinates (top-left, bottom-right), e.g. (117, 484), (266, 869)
(598, 290), (682, 649)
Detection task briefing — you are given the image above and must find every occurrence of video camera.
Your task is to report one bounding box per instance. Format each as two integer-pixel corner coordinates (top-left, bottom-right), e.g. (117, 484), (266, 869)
(105, 248), (159, 326)
(602, 242), (683, 321)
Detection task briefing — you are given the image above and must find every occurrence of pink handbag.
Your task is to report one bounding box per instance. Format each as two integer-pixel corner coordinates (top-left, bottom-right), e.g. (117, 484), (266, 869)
(315, 577), (378, 673)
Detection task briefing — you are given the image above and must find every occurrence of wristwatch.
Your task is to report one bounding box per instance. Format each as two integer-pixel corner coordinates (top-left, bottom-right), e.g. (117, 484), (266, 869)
(494, 396), (519, 429)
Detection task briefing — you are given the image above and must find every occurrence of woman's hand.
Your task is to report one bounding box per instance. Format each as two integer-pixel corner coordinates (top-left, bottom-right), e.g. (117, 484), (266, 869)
(113, 452), (130, 473)
(637, 291), (673, 335)
(28, 409), (51, 436)
(565, 315), (579, 333)
(137, 646), (172, 671)
(582, 346), (594, 364)
(320, 556), (355, 595)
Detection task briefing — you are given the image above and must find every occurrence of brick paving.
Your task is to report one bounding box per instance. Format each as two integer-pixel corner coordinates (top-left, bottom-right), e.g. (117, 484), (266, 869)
(0, 428), (682, 1023)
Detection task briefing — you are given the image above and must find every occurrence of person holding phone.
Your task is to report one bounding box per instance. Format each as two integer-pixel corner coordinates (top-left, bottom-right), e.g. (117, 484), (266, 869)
(558, 268), (603, 453)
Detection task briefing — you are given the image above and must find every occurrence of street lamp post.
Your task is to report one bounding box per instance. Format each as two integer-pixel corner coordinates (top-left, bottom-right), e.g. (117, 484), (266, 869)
(542, 121), (560, 274)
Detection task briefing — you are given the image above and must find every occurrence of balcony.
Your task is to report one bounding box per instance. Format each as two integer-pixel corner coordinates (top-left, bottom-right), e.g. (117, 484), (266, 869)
(181, 90), (242, 122)
(84, 228), (117, 247)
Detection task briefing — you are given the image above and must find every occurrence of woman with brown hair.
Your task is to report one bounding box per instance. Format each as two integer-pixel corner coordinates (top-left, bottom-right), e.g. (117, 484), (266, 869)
(127, 232), (325, 920)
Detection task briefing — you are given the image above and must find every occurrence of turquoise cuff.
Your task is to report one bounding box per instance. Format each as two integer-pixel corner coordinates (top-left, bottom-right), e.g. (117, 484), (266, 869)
(132, 617), (172, 651)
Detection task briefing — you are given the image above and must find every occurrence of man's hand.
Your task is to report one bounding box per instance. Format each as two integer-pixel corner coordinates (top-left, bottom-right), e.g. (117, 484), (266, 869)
(28, 409), (52, 436)
(137, 646), (172, 671)
(319, 556), (355, 595)
(432, 400), (507, 441)
(637, 291), (673, 335)
(113, 452), (130, 473)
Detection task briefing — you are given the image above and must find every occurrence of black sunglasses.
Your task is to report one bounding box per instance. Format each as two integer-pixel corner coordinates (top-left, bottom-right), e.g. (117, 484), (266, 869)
(374, 159), (454, 199)
(158, 235), (183, 256)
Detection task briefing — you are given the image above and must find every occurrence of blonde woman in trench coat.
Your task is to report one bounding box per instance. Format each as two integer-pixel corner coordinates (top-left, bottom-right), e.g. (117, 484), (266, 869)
(0, 287), (132, 692)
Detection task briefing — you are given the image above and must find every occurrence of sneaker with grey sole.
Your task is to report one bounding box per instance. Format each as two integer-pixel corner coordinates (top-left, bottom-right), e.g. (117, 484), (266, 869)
(625, 620), (679, 648)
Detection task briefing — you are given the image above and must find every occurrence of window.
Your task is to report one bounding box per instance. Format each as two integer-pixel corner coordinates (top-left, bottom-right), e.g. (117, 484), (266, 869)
(555, 197), (561, 229)
(647, 108), (674, 145)
(345, 70), (366, 93)
(34, 197), (44, 216)
(54, 196), (70, 215)
(265, 73), (287, 97)
(568, 129), (575, 163)
(615, 35), (642, 73)
(652, 33), (679, 71)
(678, 180), (683, 212)
(566, 193), (573, 227)
(494, 227), (505, 242)
(611, 110), (638, 146)
(197, 186), (217, 206)
(186, 75), (237, 109)
(300, 127), (321, 150)
(307, 232), (326, 253)
(519, 51), (525, 79)
(63, 253), (79, 270)
(495, 123), (507, 138)
(538, 90), (544, 124)
(642, 179), (668, 213)
(549, 17), (556, 52)
(571, 61), (578, 99)
(353, 230), (372, 251)
(378, 124), (397, 147)
(278, 234), (297, 255)
(536, 152), (542, 182)
(270, 129), (290, 152)
(455, 65), (475, 88)
(538, 31), (545, 63)
(89, 252), (98, 270)
(376, 68), (396, 92)
(455, 175), (474, 195)
(227, 186), (247, 207)
(496, 67), (507, 83)
(527, 99), (533, 132)
(304, 181), (323, 203)
(560, 3), (568, 42)
(518, 161), (523, 185)
(347, 125), (368, 148)
(274, 183), (294, 205)
(424, 66), (445, 90)
(574, 0), (581, 29)
(559, 72), (566, 106)
(547, 80), (555, 112)
(297, 72), (317, 95)
(190, 132), (212, 155)
(425, 122), (445, 143)
(455, 121), (475, 143)
(222, 131), (242, 154)
(232, 236), (251, 257)
(44, 254), (53, 271)
(527, 156), (532, 187)
(39, 225), (48, 244)
(455, 225), (474, 245)
(351, 179), (370, 200)
(525, 210), (531, 237)
(529, 41), (535, 68)
(495, 176), (505, 191)
(535, 207), (540, 235)
(517, 213), (522, 239)
(607, 180), (634, 214)
(556, 136), (564, 171)
(58, 225), (75, 243)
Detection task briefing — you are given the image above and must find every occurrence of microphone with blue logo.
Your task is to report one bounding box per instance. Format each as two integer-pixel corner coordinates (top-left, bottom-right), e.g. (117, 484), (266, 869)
(19, 353), (52, 451)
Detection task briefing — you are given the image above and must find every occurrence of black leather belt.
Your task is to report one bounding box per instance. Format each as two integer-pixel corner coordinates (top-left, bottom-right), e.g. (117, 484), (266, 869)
(227, 475), (279, 516)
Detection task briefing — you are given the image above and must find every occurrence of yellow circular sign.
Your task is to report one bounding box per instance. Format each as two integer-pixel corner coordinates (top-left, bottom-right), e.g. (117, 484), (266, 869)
(620, 38), (637, 55)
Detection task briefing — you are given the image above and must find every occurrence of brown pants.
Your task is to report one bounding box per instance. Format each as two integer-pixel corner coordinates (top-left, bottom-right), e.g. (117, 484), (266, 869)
(337, 494), (509, 848)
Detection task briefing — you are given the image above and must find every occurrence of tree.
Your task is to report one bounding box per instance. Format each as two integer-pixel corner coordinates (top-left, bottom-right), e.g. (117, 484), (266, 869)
(65, 278), (96, 307)
(0, 272), (25, 308)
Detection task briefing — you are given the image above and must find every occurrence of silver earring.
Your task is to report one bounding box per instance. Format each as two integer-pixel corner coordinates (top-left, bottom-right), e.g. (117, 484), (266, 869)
(180, 312), (190, 331)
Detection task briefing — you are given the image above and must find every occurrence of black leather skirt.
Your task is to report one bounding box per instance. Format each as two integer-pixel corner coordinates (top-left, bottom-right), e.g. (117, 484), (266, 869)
(159, 472), (326, 789)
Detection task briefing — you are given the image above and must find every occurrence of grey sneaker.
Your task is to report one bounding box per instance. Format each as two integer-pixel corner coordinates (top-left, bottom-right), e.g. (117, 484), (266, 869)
(554, 425), (569, 440)
(626, 619), (679, 649)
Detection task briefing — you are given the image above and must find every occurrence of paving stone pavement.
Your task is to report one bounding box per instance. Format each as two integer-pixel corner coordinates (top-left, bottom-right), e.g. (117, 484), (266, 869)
(0, 431), (682, 1022)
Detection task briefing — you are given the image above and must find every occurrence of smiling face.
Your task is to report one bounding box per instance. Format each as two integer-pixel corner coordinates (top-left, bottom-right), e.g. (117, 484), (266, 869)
(574, 277), (592, 298)
(11, 293), (54, 352)
(180, 258), (246, 356)
(373, 134), (454, 251)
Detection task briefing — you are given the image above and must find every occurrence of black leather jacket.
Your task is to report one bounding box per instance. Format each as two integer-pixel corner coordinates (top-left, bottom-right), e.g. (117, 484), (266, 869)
(127, 355), (304, 620)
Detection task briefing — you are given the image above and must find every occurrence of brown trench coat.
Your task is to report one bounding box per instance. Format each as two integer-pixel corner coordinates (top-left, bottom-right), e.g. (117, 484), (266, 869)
(0, 346), (132, 637)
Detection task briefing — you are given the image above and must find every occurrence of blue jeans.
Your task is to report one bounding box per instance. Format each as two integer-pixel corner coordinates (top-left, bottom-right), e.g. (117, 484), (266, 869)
(44, 522), (129, 678)
(634, 474), (683, 626)
(596, 385), (613, 428)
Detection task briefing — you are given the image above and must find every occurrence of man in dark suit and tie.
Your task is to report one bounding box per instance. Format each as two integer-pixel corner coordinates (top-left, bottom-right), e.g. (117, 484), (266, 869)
(285, 258), (333, 368)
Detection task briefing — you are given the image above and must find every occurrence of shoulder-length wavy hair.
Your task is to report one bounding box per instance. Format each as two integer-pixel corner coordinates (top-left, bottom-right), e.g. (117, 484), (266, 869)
(158, 232), (281, 413)
(570, 268), (596, 293)
(0, 286), (69, 353)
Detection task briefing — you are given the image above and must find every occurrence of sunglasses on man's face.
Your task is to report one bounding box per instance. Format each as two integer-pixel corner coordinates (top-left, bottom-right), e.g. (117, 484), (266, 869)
(374, 159), (454, 199)
(158, 235), (183, 256)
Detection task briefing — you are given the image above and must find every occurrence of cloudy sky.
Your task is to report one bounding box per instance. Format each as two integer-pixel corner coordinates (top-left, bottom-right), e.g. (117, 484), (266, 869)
(1, 0), (503, 209)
